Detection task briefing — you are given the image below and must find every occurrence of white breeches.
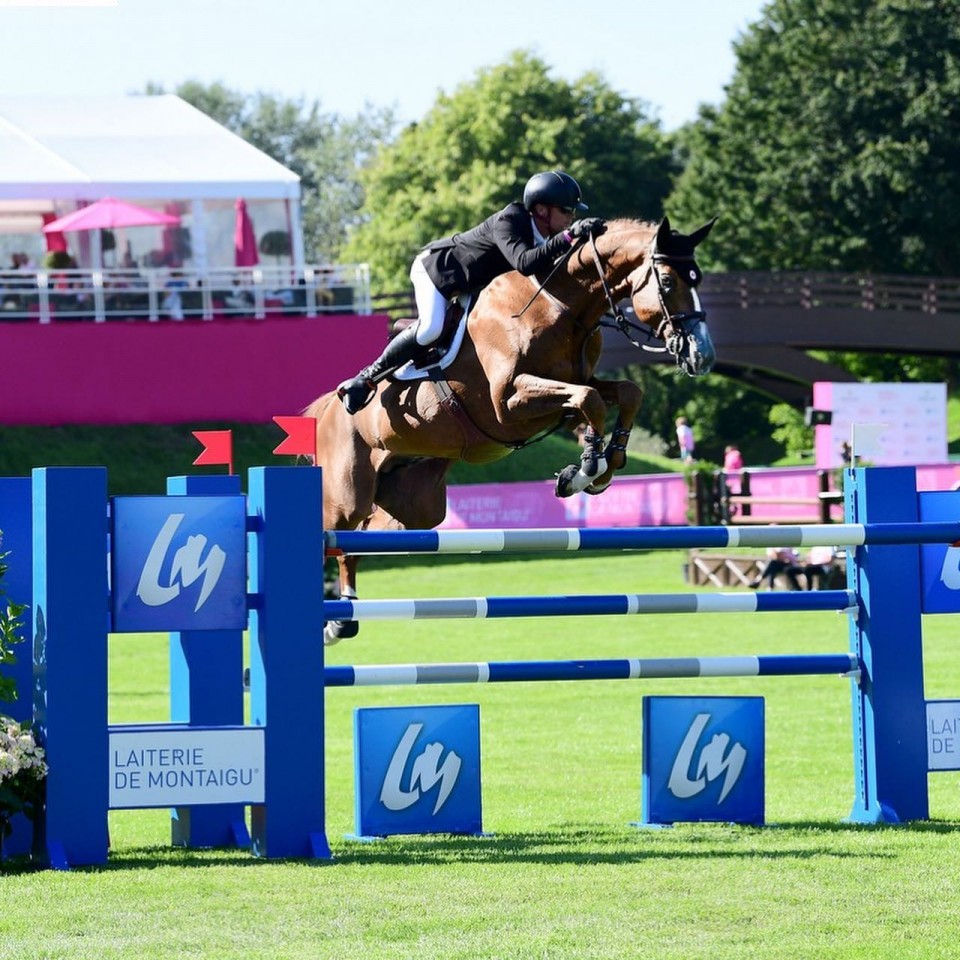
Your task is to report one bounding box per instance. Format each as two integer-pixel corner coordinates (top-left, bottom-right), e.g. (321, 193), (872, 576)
(410, 251), (450, 346)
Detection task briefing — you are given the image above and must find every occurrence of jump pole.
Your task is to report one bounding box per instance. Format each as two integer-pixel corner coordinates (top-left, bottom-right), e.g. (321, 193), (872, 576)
(325, 653), (860, 687)
(327, 520), (960, 555)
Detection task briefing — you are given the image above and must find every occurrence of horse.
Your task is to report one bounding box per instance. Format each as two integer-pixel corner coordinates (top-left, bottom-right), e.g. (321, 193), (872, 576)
(307, 215), (717, 643)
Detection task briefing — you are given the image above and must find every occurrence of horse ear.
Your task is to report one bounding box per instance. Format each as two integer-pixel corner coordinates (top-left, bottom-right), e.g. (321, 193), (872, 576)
(688, 216), (718, 248)
(655, 216), (673, 250)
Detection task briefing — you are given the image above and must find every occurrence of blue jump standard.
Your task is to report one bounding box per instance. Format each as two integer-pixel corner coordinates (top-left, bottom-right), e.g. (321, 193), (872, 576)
(325, 654), (860, 687)
(326, 521), (960, 555)
(323, 589), (855, 622)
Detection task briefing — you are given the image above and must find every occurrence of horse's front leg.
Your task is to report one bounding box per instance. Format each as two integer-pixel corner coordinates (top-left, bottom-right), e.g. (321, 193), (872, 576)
(503, 374), (609, 497)
(581, 378), (644, 495)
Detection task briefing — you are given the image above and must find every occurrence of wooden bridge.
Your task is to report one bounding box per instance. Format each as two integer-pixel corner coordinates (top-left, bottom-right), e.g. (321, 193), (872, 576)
(598, 271), (960, 404)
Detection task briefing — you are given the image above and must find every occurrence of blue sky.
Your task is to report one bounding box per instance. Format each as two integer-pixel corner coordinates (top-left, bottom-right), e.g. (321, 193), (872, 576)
(1, 0), (767, 129)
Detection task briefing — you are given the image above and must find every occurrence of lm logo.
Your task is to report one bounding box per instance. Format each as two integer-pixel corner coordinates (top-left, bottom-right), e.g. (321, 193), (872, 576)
(380, 722), (462, 815)
(136, 513), (226, 612)
(668, 712), (747, 803)
(940, 546), (960, 591)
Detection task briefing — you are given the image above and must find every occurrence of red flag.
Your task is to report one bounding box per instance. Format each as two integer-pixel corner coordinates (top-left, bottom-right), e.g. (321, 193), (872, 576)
(273, 416), (317, 460)
(192, 430), (234, 474)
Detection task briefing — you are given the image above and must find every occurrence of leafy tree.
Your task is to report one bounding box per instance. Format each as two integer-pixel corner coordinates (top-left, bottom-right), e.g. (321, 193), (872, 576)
(668, 0), (960, 276)
(146, 81), (395, 262)
(619, 365), (785, 466)
(341, 50), (678, 292)
(666, 0), (960, 415)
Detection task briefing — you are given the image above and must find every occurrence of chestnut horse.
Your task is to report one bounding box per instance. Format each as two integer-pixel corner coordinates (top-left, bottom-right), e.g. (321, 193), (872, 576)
(308, 215), (717, 643)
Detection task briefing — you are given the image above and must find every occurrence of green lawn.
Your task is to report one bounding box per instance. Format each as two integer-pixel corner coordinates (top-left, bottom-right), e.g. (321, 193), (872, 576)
(3, 551), (960, 959)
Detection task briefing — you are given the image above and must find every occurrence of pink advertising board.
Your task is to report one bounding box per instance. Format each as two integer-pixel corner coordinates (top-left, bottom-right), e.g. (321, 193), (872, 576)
(813, 381), (947, 468)
(441, 463), (960, 530)
(2, 314), (390, 425)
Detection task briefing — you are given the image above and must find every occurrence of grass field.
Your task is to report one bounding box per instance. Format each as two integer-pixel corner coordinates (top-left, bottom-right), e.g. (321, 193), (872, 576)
(3, 550), (960, 959)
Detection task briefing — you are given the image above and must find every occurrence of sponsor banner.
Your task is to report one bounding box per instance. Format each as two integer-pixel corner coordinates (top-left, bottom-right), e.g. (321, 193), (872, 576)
(111, 495), (247, 631)
(353, 704), (482, 838)
(927, 701), (960, 771)
(109, 725), (264, 809)
(919, 491), (960, 614)
(814, 381), (947, 468)
(642, 696), (765, 825)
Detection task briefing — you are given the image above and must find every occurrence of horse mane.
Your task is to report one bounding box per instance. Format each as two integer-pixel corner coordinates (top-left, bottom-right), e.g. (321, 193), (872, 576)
(563, 218), (657, 286)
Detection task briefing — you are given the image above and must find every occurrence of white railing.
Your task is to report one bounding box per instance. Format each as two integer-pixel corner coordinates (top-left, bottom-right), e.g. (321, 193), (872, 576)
(0, 263), (371, 324)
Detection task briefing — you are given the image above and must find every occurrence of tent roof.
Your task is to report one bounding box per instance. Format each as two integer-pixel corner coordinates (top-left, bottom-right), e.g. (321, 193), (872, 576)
(0, 94), (300, 202)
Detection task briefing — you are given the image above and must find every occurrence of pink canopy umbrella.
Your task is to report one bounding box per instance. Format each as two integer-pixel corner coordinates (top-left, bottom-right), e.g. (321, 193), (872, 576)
(42, 197), (180, 234)
(233, 198), (259, 267)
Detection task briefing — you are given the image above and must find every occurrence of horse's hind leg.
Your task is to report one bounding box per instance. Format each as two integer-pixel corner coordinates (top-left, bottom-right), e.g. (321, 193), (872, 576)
(311, 393), (380, 645)
(324, 460), (451, 646)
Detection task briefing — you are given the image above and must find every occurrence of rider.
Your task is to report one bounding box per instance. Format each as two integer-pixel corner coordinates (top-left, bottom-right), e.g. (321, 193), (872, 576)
(336, 170), (605, 414)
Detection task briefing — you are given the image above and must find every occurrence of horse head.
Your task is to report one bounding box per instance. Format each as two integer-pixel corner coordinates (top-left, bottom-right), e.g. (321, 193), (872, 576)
(628, 215), (717, 376)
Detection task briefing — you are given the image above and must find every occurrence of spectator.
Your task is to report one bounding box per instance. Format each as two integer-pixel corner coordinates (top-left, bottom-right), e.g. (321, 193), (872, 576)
(676, 416), (695, 463)
(801, 545), (840, 590)
(749, 546), (804, 590)
(840, 440), (852, 466)
(162, 270), (189, 321)
(722, 443), (744, 494)
(723, 444), (743, 472)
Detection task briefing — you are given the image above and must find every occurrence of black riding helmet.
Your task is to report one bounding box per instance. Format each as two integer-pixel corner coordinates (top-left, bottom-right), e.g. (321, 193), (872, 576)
(522, 171), (589, 213)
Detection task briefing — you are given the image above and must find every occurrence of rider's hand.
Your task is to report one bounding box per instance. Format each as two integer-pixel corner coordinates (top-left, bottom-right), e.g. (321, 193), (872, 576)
(568, 217), (606, 240)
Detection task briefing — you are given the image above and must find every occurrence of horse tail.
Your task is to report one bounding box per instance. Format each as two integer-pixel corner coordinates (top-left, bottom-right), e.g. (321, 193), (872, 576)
(297, 391), (338, 466)
(302, 391), (336, 422)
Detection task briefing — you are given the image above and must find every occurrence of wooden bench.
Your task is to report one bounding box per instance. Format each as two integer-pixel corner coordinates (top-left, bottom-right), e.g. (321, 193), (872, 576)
(686, 550), (847, 589)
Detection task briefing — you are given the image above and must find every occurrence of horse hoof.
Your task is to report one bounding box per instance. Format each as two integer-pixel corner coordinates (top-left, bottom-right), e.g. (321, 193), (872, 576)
(584, 478), (612, 496)
(554, 463), (580, 498)
(324, 619), (359, 646)
(556, 458), (611, 497)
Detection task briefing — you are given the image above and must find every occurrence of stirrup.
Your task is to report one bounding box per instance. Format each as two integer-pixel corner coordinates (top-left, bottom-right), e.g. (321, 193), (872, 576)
(337, 377), (376, 415)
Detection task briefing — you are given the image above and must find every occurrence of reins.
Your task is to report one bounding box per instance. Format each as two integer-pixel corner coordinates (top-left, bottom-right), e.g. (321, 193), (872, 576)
(587, 235), (670, 354)
(510, 239), (580, 319)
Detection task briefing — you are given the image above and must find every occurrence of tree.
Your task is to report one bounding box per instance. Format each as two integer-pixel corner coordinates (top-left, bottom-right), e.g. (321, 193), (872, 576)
(146, 81), (396, 262)
(341, 50), (678, 292)
(667, 0), (960, 276)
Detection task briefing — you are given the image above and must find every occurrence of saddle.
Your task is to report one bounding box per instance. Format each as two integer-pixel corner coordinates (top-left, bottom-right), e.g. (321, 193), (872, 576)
(392, 297), (471, 381)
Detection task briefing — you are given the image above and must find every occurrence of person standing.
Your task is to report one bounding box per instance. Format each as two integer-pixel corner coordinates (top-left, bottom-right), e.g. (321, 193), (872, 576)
(723, 444), (743, 471)
(676, 416), (695, 462)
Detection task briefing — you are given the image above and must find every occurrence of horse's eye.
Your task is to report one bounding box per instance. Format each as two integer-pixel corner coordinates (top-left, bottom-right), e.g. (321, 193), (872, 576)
(661, 275), (674, 293)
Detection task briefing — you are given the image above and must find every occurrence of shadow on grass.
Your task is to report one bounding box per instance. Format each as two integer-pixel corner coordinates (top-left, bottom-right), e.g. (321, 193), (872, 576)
(9, 819), (959, 873)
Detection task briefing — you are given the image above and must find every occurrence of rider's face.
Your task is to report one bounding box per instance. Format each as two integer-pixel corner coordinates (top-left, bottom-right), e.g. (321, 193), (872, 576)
(533, 203), (576, 236)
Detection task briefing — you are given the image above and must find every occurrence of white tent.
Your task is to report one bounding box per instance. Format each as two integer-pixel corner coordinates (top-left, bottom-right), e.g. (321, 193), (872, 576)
(0, 94), (303, 268)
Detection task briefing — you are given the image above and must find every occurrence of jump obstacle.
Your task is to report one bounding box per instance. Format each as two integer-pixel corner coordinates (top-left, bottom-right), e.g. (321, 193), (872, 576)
(1, 463), (959, 868)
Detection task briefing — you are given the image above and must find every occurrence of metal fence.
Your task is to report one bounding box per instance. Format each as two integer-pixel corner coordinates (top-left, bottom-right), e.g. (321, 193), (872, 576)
(5, 266), (957, 324)
(0, 263), (371, 323)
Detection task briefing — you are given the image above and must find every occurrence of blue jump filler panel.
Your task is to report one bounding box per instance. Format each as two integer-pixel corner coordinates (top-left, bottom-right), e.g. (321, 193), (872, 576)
(918, 490), (960, 615)
(641, 695), (765, 826)
(111, 494), (247, 632)
(352, 704), (483, 840)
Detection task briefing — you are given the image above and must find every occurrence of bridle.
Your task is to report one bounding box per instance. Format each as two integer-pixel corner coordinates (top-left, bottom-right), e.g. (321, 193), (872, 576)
(589, 233), (707, 365)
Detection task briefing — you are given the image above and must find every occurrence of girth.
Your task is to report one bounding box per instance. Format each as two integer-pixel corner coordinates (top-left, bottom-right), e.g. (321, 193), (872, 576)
(427, 375), (500, 457)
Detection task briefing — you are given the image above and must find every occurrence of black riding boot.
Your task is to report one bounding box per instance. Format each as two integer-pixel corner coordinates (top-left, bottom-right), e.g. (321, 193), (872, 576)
(336, 325), (424, 414)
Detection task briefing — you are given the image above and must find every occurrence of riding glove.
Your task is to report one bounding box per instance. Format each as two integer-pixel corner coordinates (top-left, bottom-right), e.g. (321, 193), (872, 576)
(568, 217), (606, 240)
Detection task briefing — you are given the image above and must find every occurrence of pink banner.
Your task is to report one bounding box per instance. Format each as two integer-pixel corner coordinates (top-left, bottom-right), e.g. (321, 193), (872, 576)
(443, 473), (690, 529)
(442, 464), (960, 530)
(2, 314), (390, 425)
